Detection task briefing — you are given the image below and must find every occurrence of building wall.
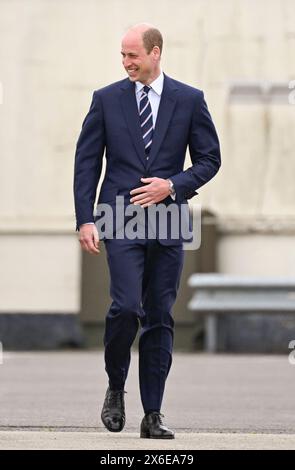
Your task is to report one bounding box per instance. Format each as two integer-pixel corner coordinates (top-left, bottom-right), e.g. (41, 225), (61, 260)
(0, 0), (294, 345)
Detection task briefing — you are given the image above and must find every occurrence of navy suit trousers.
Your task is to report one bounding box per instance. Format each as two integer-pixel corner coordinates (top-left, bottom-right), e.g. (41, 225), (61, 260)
(103, 237), (184, 413)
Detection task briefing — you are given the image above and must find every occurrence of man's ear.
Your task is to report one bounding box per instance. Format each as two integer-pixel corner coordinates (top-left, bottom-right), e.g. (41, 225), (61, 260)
(152, 46), (160, 58)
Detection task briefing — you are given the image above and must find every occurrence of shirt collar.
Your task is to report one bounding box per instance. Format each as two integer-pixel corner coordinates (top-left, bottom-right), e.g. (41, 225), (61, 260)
(135, 69), (164, 96)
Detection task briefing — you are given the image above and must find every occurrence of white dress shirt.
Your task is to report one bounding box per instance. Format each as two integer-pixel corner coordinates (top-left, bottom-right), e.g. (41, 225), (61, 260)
(135, 70), (164, 128)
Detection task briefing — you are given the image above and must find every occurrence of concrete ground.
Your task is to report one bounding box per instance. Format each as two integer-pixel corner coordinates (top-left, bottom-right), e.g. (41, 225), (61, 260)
(0, 351), (295, 450)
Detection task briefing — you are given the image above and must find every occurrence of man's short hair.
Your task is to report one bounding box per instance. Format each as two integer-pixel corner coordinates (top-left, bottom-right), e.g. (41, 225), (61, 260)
(142, 28), (163, 55)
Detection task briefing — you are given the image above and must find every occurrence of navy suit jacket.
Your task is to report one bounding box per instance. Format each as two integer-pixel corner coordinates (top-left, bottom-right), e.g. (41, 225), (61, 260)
(74, 73), (221, 244)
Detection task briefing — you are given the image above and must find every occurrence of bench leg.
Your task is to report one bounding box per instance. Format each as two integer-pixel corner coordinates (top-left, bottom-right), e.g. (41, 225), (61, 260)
(205, 314), (217, 353)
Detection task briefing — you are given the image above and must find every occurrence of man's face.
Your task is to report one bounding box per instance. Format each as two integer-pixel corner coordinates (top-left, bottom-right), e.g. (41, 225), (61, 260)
(121, 34), (158, 84)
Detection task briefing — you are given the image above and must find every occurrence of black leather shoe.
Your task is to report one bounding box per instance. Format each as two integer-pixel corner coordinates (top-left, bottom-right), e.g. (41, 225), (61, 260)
(101, 387), (126, 432)
(140, 412), (175, 439)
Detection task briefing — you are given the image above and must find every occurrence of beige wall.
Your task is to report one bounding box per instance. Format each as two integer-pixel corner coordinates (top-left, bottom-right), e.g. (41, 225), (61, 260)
(0, 0), (294, 312)
(0, 234), (80, 312)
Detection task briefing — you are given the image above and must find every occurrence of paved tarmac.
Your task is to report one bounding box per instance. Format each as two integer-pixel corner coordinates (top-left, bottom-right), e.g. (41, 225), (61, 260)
(0, 351), (295, 449)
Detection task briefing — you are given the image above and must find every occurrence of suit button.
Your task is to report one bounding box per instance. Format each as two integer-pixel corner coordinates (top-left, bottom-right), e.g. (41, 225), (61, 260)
(146, 156), (149, 160)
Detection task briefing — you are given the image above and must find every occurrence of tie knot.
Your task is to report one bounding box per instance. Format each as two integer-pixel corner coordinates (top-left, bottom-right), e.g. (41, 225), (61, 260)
(143, 85), (151, 95)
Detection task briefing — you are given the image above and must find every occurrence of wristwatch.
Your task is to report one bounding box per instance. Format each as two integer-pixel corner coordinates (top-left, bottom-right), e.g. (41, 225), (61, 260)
(167, 179), (176, 197)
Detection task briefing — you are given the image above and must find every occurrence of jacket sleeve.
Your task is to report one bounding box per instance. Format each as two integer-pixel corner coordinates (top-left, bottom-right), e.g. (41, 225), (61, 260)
(169, 91), (221, 202)
(73, 91), (105, 231)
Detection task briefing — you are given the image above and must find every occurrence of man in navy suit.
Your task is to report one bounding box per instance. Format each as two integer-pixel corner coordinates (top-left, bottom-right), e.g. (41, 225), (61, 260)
(74, 23), (221, 439)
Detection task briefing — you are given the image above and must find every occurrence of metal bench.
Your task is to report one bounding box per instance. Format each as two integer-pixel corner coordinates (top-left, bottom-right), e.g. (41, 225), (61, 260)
(188, 274), (295, 352)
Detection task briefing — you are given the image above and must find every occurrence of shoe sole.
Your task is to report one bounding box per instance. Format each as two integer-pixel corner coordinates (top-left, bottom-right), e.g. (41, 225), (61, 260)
(140, 432), (175, 439)
(101, 412), (125, 433)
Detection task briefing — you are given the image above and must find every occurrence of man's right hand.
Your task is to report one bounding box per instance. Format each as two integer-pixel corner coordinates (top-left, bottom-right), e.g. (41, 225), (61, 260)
(78, 224), (100, 255)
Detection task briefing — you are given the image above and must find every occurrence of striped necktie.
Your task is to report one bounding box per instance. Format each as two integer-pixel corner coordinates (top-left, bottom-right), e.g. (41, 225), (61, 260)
(139, 85), (153, 156)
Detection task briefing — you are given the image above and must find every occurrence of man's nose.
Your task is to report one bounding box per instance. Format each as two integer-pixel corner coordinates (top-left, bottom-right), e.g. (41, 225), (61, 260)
(123, 59), (131, 68)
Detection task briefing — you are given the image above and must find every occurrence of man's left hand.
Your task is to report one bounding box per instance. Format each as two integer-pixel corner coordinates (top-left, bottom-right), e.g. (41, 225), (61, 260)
(130, 177), (170, 208)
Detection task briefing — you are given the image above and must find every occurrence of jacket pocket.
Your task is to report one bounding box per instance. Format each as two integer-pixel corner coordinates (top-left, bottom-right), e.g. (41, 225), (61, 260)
(97, 188), (119, 204)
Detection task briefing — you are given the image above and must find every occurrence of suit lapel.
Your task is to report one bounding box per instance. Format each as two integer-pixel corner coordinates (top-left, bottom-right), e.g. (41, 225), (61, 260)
(120, 79), (146, 167)
(119, 73), (178, 169)
(146, 73), (178, 170)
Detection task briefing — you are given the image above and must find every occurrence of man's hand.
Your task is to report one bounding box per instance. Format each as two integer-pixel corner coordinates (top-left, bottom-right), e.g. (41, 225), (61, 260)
(130, 177), (170, 208)
(78, 224), (100, 255)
